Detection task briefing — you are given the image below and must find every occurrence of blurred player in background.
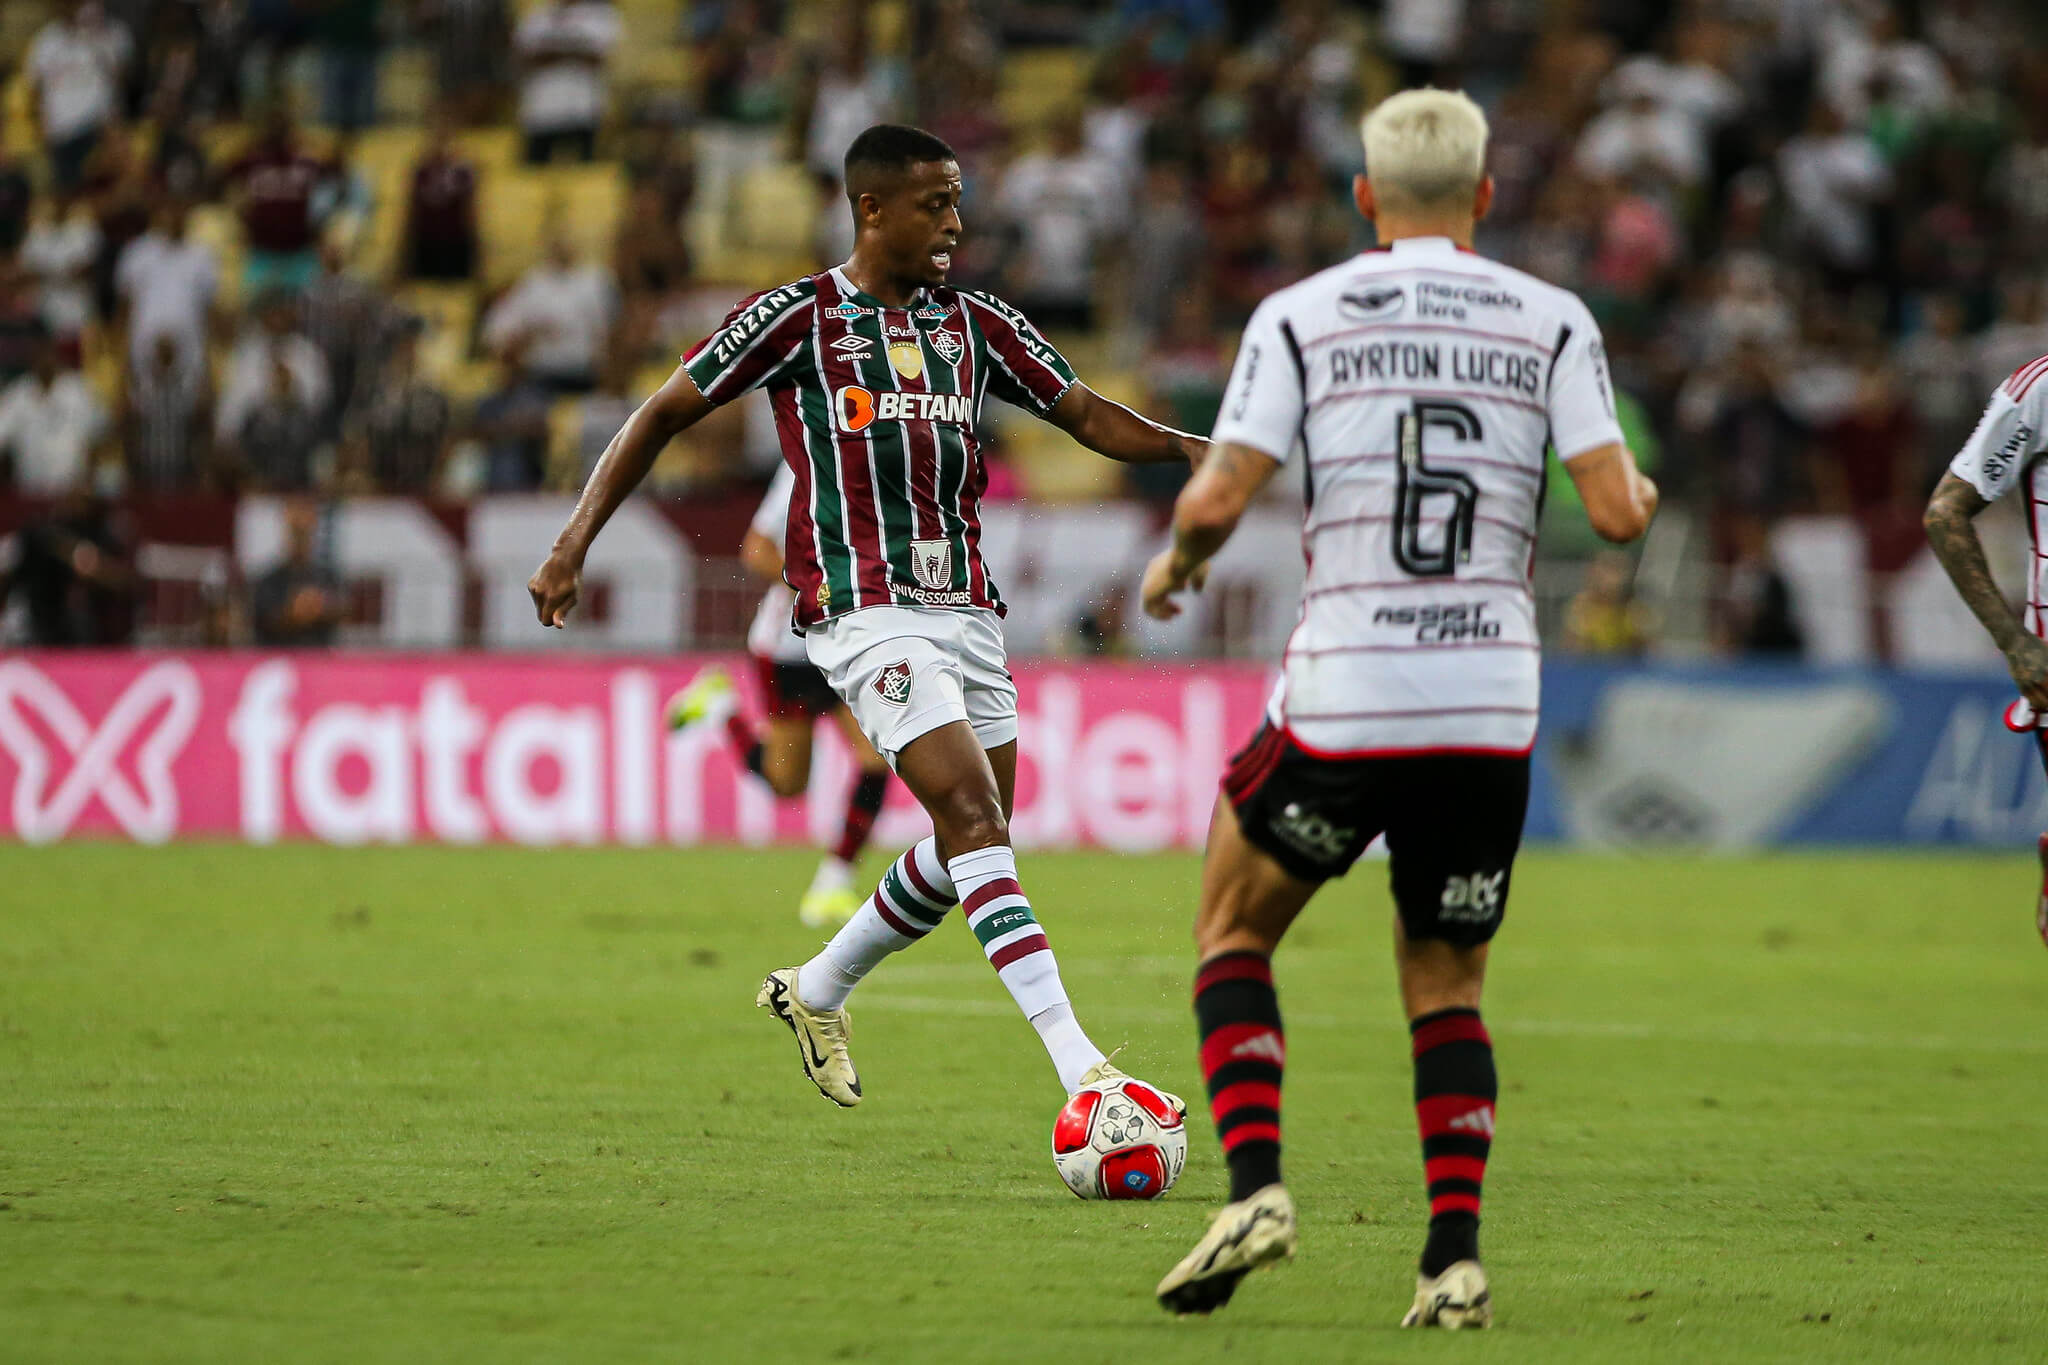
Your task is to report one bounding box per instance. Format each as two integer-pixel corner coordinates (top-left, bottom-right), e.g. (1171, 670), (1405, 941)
(1143, 90), (1657, 1326)
(668, 463), (893, 928)
(1922, 353), (2048, 943)
(528, 125), (1201, 1113)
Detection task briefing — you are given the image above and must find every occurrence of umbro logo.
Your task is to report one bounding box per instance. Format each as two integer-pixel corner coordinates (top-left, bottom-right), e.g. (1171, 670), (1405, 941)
(830, 334), (875, 358)
(1229, 1031), (1285, 1065)
(1446, 1106), (1495, 1138)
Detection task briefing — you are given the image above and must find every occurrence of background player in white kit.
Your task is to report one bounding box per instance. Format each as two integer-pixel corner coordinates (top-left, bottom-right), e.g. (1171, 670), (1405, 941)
(669, 463), (894, 927)
(1923, 354), (2048, 942)
(1139, 90), (1658, 1325)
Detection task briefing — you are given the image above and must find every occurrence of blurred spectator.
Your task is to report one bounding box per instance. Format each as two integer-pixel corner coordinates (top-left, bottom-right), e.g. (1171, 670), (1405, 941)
(1576, 73), (1708, 190)
(470, 348), (552, 490)
(300, 240), (393, 431)
(343, 322), (453, 494)
(19, 191), (101, 348)
(1378, 0), (1463, 89)
(1717, 516), (1804, 658)
(0, 265), (48, 384)
(1682, 337), (1810, 518)
(27, 1), (134, 192)
(803, 11), (897, 182)
(230, 357), (324, 491)
(250, 498), (344, 647)
(220, 104), (339, 297)
(0, 489), (136, 646)
(515, 0), (620, 165)
(1818, 6), (1951, 129)
(1126, 160), (1207, 341)
(997, 109), (1123, 331)
(83, 120), (159, 320)
(1564, 552), (1655, 657)
(123, 331), (212, 491)
(1776, 105), (1893, 285)
(402, 112), (479, 281)
(425, 0), (512, 125)
(312, 0), (383, 132)
(1893, 294), (1982, 472)
(1813, 358), (1924, 560)
(113, 200), (217, 382)
(614, 182), (691, 352)
(482, 230), (619, 392)
(217, 290), (332, 446)
(573, 355), (638, 486)
(0, 334), (108, 494)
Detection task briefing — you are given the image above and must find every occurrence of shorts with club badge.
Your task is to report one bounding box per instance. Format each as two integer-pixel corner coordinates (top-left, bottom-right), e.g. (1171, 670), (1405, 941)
(802, 605), (1018, 763)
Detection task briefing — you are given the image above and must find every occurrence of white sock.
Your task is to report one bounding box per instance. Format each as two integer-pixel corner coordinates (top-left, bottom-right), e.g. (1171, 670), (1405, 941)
(1030, 1001), (1107, 1094)
(947, 844), (1101, 1089)
(795, 838), (954, 1010)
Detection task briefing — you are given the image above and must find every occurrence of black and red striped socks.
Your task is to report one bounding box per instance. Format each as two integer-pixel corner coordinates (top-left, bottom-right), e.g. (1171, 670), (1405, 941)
(833, 771), (888, 863)
(1411, 1006), (1495, 1276)
(1195, 952), (1285, 1202)
(725, 714), (764, 777)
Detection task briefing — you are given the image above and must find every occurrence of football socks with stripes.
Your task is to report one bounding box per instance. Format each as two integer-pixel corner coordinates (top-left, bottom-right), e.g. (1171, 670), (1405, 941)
(1194, 952), (1285, 1202)
(832, 771), (889, 863)
(1411, 1006), (1495, 1277)
(724, 714), (764, 778)
(948, 844), (1104, 1092)
(795, 837), (955, 1011)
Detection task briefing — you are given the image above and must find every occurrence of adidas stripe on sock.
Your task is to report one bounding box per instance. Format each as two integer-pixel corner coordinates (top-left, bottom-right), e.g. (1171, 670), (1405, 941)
(1195, 951), (1284, 1202)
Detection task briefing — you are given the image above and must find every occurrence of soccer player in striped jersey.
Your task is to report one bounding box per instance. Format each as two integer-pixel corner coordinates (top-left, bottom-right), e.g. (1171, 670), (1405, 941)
(1141, 90), (1657, 1325)
(1923, 351), (2048, 942)
(666, 462), (894, 928)
(528, 125), (1200, 1113)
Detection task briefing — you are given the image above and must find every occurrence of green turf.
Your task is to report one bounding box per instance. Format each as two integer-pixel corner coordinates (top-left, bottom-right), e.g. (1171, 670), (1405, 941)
(2, 844), (2044, 1363)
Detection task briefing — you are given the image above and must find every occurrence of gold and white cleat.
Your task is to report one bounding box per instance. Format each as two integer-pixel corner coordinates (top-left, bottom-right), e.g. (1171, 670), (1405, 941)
(1080, 1047), (1187, 1118)
(1155, 1184), (1297, 1316)
(1401, 1259), (1492, 1329)
(755, 968), (861, 1107)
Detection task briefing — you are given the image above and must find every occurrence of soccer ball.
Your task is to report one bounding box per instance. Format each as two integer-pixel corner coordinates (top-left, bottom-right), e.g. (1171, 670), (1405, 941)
(1051, 1077), (1188, 1200)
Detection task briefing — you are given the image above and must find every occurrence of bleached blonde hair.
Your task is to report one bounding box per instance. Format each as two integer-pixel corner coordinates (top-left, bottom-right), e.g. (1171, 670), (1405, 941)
(1361, 88), (1489, 212)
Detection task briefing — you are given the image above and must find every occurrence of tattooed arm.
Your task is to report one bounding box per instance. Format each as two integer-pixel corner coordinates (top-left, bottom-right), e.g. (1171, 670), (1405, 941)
(1140, 442), (1282, 619)
(1923, 471), (2048, 708)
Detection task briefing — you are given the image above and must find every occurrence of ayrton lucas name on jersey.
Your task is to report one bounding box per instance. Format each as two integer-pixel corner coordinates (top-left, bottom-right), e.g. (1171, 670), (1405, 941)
(1326, 340), (1542, 397)
(834, 387), (975, 433)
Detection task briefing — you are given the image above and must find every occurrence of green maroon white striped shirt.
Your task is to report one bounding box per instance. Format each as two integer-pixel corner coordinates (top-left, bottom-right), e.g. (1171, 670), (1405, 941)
(682, 267), (1077, 627)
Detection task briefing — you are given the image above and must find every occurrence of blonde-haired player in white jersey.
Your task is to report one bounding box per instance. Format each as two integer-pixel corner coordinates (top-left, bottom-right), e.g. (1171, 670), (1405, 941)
(1147, 89), (1658, 1325)
(1923, 353), (2048, 941)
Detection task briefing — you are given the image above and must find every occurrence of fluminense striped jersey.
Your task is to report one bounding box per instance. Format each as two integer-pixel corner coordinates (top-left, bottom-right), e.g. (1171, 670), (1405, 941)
(683, 266), (1077, 628)
(1214, 236), (1625, 756)
(1947, 352), (2048, 636)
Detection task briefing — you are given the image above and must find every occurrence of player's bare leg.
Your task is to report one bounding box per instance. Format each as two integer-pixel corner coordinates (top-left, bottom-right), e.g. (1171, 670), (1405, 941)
(1396, 918), (1495, 1329)
(1158, 799), (1313, 1316)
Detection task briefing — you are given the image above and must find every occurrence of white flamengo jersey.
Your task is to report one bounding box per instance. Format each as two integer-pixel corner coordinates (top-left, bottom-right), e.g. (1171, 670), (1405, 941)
(1948, 354), (2048, 635)
(744, 463), (810, 664)
(1212, 235), (1626, 756)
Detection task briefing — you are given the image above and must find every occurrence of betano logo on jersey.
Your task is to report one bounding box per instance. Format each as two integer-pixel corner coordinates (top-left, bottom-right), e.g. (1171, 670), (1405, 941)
(834, 386), (975, 433)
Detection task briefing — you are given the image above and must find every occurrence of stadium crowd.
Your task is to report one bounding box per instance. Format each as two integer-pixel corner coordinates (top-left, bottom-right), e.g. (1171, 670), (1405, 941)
(0, 0), (2043, 656)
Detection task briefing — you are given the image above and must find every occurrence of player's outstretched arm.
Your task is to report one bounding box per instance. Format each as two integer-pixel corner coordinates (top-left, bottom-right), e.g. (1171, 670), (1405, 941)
(528, 365), (716, 627)
(1045, 383), (1206, 466)
(1563, 442), (1659, 543)
(1140, 442), (1281, 620)
(1924, 471), (2048, 708)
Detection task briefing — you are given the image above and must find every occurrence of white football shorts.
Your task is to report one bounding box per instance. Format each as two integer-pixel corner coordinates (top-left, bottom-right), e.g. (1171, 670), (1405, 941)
(802, 605), (1018, 762)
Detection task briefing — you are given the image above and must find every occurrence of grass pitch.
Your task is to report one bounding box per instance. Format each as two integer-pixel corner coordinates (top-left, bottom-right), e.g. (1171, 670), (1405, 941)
(2, 843), (2044, 1364)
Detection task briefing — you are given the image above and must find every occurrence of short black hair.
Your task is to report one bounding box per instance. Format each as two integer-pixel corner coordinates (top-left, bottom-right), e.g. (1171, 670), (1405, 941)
(843, 124), (957, 196)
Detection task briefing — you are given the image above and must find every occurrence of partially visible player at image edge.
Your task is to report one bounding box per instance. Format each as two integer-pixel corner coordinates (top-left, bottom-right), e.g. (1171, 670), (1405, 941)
(528, 124), (1200, 1115)
(1923, 351), (2048, 944)
(667, 463), (893, 928)
(1140, 88), (1658, 1325)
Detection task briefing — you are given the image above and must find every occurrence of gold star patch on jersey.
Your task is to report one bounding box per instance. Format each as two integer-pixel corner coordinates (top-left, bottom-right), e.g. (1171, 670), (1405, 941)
(888, 340), (924, 380)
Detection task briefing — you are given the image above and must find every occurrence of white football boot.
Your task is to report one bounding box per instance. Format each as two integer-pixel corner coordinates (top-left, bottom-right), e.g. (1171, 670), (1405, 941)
(755, 968), (861, 1107)
(1155, 1183), (1297, 1316)
(1401, 1260), (1492, 1329)
(1079, 1047), (1187, 1118)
